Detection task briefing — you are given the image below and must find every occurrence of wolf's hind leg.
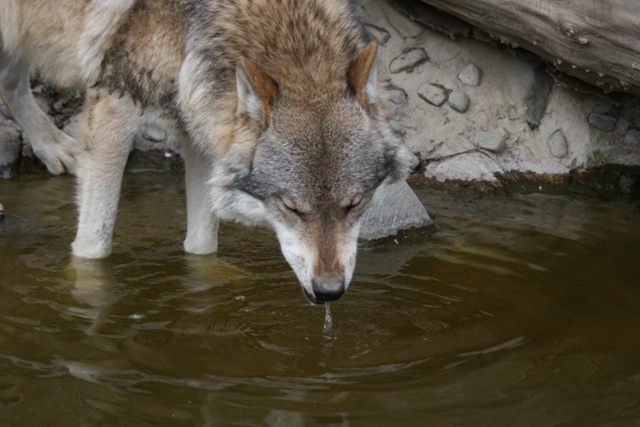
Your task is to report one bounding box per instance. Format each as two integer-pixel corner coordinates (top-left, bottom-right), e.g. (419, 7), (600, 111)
(72, 88), (139, 259)
(183, 139), (219, 255)
(0, 50), (82, 175)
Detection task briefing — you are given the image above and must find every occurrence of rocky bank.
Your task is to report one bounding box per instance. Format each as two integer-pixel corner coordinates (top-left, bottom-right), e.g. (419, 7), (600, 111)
(1, 0), (639, 194)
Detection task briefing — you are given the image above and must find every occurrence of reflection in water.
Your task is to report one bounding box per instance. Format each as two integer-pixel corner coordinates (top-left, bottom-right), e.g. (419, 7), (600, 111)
(1, 173), (640, 426)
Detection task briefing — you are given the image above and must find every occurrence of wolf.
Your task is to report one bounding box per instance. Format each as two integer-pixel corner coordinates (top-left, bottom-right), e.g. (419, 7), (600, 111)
(0, 0), (415, 303)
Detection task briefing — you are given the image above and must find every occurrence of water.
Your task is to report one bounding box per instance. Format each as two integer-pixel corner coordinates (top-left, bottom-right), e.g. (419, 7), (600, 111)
(1, 172), (640, 426)
(323, 303), (332, 337)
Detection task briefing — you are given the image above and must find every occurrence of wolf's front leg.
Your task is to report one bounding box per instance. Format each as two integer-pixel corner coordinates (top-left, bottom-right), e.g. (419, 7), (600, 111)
(0, 51), (82, 175)
(72, 88), (140, 259)
(183, 139), (219, 254)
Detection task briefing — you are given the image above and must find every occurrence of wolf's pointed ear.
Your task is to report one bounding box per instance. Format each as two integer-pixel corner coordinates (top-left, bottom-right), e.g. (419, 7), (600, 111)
(348, 41), (379, 108)
(236, 58), (278, 126)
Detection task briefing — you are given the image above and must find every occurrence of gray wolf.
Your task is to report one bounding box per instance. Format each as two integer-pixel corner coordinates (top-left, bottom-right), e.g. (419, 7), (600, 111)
(0, 0), (414, 303)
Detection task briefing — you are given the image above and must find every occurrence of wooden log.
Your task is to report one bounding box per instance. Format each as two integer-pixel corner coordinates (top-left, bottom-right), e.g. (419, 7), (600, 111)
(392, 0), (640, 95)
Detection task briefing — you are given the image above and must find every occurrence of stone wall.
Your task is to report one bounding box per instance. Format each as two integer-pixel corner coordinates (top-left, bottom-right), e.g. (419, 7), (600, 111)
(357, 0), (640, 185)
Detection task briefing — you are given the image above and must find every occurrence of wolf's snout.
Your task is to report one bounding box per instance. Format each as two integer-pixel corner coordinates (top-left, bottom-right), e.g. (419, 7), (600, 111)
(312, 278), (345, 303)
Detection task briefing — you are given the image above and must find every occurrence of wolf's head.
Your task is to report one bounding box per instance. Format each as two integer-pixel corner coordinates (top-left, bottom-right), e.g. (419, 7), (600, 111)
(210, 42), (415, 303)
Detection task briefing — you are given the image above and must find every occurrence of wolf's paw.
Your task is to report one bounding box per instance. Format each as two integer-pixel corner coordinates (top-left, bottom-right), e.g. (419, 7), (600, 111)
(30, 129), (83, 175)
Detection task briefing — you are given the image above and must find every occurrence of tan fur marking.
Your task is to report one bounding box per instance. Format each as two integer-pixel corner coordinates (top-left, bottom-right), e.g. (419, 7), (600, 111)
(238, 57), (278, 123)
(348, 41), (377, 107)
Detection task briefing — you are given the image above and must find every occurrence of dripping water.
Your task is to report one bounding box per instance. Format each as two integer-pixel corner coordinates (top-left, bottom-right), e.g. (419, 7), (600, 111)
(323, 302), (333, 337)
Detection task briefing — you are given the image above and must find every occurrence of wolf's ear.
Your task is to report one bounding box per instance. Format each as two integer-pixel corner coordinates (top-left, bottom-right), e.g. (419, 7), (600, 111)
(348, 41), (378, 108)
(236, 58), (278, 126)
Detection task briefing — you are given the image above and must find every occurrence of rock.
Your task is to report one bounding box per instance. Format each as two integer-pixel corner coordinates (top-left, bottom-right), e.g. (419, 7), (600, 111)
(614, 117), (630, 136)
(587, 113), (617, 132)
(475, 130), (507, 152)
(547, 129), (569, 158)
(525, 66), (554, 129)
(0, 103), (13, 120)
(389, 119), (406, 135)
(0, 120), (21, 174)
(618, 175), (635, 194)
(448, 91), (470, 112)
(380, 1), (425, 39)
(458, 63), (482, 87)
(0, 203), (4, 219)
(624, 128), (640, 145)
(417, 84), (447, 106)
(142, 126), (168, 142)
(388, 87), (407, 104)
(359, 179), (432, 243)
(365, 24), (391, 45)
(389, 48), (428, 74)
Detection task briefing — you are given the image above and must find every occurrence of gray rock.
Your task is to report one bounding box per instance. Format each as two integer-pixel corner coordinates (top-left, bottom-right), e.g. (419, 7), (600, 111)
(380, 1), (424, 39)
(624, 128), (640, 145)
(142, 126), (167, 142)
(618, 175), (635, 195)
(525, 66), (554, 129)
(389, 119), (406, 135)
(448, 91), (470, 113)
(359, 179), (432, 242)
(0, 203), (4, 219)
(587, 113), (617, 132)
(389, 48), (428, 74)
(475, 130), (507, 152)
(0, 121), (21, 172)
(547, 129), (568, 158)
(365, 24), (390, 46)
(0, 103), (13, 120)
(458, 63), (482, 87)
(614, 117), (630, 136)
(388, 87), (407, 104)
(417, 84), (447, 106)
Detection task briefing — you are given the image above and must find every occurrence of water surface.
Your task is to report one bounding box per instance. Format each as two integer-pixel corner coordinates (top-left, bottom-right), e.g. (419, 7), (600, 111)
(1, 173), (639, 426)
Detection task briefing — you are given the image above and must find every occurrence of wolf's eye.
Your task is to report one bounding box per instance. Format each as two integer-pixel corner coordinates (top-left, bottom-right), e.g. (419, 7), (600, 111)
(285, 204), (301, 216)
(281, 198), (306, 217)
(344, 195), (364, 213)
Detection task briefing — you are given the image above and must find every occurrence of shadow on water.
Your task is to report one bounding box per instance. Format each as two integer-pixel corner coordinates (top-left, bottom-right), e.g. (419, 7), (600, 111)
(1, 172), (640, 426)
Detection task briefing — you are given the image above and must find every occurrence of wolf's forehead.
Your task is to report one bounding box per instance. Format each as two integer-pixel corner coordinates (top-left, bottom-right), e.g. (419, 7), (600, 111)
(255, 140), (383, 199)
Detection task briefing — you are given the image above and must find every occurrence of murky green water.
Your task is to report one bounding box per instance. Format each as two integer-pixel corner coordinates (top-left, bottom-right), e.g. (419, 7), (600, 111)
(1, 172), (640, 426)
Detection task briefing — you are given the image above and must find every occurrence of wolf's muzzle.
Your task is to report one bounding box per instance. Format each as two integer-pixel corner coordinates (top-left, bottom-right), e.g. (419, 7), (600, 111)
(311, 278), (345, 303)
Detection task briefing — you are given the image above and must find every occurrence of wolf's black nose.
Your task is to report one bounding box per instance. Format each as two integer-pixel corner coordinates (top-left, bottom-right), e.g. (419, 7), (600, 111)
(312, 279), (345, 303)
